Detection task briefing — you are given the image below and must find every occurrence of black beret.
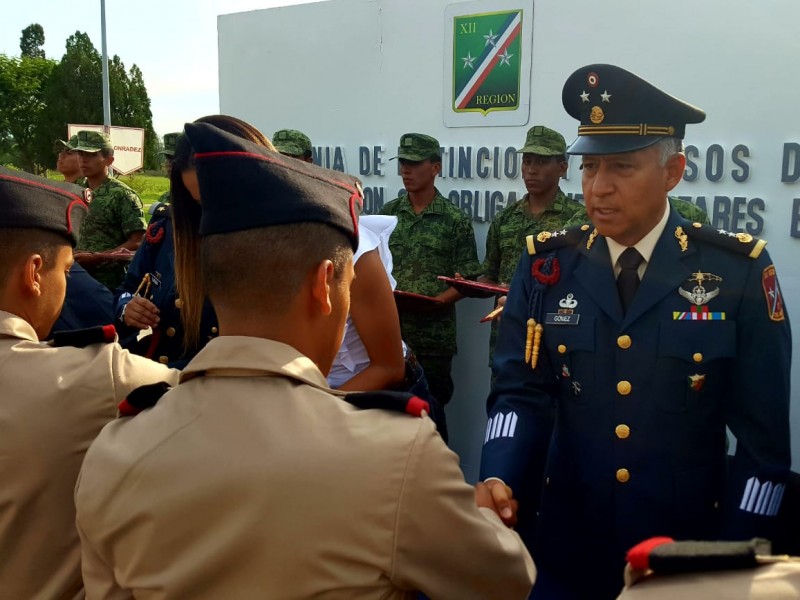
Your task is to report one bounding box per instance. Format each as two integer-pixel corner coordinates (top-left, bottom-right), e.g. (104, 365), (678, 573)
(0, 166), (90, 246)
(562, 64), (706, 155)
(183, 123), (362, 251)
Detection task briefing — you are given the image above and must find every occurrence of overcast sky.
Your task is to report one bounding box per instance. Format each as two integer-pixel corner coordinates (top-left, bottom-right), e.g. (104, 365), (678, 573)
(0, 0), (321, 137)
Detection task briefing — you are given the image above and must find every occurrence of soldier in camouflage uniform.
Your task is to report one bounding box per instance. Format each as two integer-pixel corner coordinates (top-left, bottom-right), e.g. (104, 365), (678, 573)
(670, 195), (709, 224)
(54, 135), (87, 186)
(480, 126), (587, 366)
(273, 129), (314, 163)
(380, 133), (481, 408)
(71, 130), (147, 290)
(153, 132), (181, 208)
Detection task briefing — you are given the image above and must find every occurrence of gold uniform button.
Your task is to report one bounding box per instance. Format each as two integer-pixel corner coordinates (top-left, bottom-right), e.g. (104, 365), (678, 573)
(557, 344), (567, 354)
(158, 356), (169, 364)
(211, 326), (219, 334)
(693, 352), (703, 363)
(617, 380), (632, 395)
(617, 335), (632, 349)
(166, 327), (176, 337)
(615, 424), (630, 439)
(692, 222), (702, 229)
(175, 299), (182, 309)
(616, 468), (630, 483)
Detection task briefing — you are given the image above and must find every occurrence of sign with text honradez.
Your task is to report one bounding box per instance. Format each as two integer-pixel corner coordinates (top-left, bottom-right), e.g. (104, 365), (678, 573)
(443, 0), (533, 127)
(67, 124), (145, 176)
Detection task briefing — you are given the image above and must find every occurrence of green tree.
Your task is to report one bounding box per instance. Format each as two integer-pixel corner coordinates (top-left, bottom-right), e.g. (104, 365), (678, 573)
(37, 31), (159, 172)
(20, 24), (45, 59)
(0, 54), (56, 173)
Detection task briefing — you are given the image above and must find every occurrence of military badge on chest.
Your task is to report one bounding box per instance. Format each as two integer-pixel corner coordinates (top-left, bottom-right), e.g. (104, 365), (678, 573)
(673, 271), (726, 320)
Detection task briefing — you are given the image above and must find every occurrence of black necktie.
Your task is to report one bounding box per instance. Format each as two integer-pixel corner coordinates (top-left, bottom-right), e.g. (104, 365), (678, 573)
(617, 247), (643, 314)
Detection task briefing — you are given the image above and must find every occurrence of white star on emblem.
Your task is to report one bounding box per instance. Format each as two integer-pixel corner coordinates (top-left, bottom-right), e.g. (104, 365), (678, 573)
(462, 52), (476, 70)
(498, 49), (513, 66)
(718, 229), (727, 235)
(551, 231), (560, 238)
(580, 90), (590, 103)
(600, 90), (612, 103)
(559, 229), (567, 236)
(483, 29), (499, 47)
(727, 231), (737, 237)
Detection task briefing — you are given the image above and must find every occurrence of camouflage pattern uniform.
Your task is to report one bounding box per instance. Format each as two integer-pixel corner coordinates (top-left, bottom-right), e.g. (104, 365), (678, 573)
(381, 177), (481, 405)
(670, 196), (710, 224)
(273, 129), (313, 158)
(484, 190), (587, 285)
(484, 126), (588, 366)
(71, 131), (146, 290)
(154, 132), (181, 206)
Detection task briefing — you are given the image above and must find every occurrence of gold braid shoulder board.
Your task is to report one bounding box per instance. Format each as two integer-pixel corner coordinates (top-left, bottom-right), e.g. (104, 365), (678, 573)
(685, 222), (767, 259)
(526, 224), (591, 256)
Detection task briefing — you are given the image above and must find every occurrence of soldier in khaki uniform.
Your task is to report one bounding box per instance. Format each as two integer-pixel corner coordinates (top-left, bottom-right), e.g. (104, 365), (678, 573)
(71, 130), (147, 290)
(0, 166), (178, 599)
(273, 128), (314, 162)
(379, 133), (481, 409)
(75, 123), (535, 599)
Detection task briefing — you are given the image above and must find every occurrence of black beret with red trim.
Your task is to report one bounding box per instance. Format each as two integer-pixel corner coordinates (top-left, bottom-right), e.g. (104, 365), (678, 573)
(183, 122), (362, 251)
(0, 166), (90, 246)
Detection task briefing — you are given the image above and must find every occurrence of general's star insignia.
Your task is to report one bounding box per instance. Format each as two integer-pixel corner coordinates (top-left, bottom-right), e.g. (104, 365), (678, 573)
(461, 52), (476, 70)
(483, 29), (499, 47)
(580, 90), (590, 103)
(600, 90), (612, 102)
(498, 49), (513, 66)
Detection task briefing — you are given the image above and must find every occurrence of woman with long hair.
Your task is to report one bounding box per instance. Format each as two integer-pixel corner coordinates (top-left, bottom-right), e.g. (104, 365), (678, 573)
(114, 115), (273, 367)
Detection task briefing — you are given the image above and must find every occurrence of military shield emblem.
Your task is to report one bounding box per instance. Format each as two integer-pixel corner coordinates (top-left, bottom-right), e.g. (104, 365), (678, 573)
(452, 10), (522, 115)
(444, 0), (533, 127)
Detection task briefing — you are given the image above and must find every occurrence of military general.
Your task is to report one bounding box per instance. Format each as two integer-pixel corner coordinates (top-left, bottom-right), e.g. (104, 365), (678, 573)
(480, 64), (791, 599)
(76, 123), (535, 599)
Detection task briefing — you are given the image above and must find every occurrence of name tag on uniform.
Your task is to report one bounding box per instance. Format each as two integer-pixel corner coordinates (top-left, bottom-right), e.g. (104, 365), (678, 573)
(545, 313), (580, 325)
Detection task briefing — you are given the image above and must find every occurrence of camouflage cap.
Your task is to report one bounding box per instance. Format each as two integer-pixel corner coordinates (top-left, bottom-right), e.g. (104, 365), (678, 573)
(518, 126), (567, 156)
(391, 133), (441, 162)
(272, 129), (312, 156)
(54, 134), (80, 153)
(159, 132), (181, 157)
(69, 130), (113, 153)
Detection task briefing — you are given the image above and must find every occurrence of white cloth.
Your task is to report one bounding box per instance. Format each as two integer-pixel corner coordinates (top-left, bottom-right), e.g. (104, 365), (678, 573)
(328, 215), (399, 388)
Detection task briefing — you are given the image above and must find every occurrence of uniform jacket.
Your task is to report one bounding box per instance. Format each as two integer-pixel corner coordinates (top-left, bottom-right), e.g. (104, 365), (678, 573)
(115, 204), (218, 369)
(50, 263), (115, 336)
(76, 176), (147, 290)
(76, 336), (535, 600)
(0, 311), (177, 600)
(380, 190), (481, 355)
(483, 189), (587, 286)
(480, 209), (791, 595)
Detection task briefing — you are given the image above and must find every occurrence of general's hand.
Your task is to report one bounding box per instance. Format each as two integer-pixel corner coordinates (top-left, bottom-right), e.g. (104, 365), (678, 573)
(475, 479), (518, 527)
(123, 296), (160, 329)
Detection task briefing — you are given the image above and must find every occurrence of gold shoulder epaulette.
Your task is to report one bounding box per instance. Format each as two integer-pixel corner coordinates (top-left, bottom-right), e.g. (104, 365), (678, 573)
(526, 224), (589, 256)
(685, 222), (767, 259)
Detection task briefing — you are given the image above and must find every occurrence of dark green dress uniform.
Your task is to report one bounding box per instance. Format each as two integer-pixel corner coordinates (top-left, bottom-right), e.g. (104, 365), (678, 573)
(480, 64), (792, 600)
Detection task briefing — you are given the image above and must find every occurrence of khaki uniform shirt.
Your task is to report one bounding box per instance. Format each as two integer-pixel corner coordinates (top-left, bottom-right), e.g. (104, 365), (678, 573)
(0, 311), (178, 600)
(76, 337), (535, 600)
